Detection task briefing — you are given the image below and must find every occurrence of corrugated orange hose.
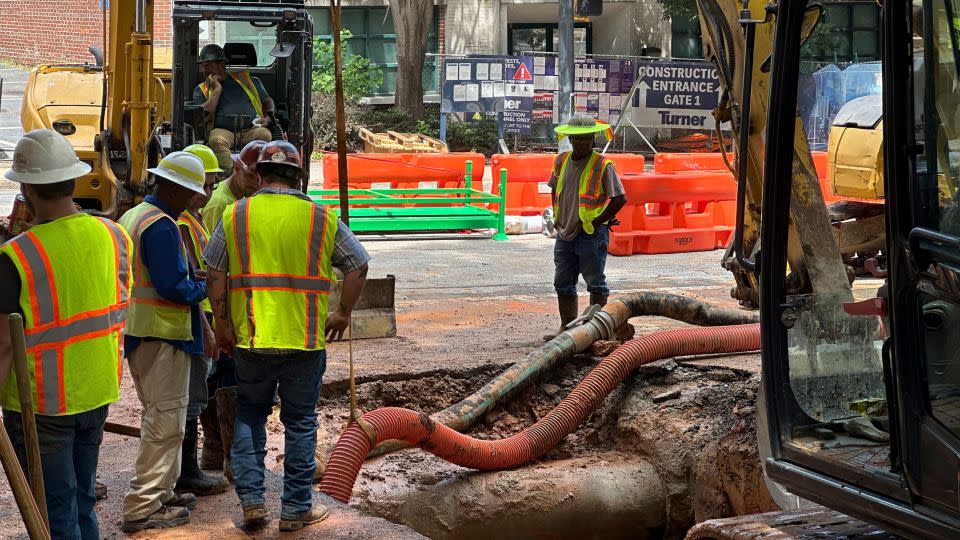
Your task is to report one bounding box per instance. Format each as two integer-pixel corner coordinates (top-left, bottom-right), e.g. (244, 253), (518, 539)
(320, 323), (761, 503)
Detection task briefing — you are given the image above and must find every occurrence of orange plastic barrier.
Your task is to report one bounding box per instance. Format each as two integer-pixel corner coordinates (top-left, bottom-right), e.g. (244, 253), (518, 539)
(608, 171), (737, 256)
(322, 152), (485, 190)
(491, 153), (646, 216)
(654, 153), (733, 173)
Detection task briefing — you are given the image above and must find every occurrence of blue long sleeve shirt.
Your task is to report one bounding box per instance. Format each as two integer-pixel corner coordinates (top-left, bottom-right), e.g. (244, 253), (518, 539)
(125, 195), (207, 356)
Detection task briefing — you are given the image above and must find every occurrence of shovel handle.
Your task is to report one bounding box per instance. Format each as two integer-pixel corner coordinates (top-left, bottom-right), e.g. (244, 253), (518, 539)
(0, 420), (50, 540)
(8, 314), (49, 530)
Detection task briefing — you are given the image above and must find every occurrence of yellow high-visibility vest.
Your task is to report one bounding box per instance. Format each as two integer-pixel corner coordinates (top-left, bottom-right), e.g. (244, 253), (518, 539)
(0, 213), (131, 415)
(119, 202), (193, 340)
(198, 71), (264, 122)
(222, 194), (339, 351)
(552, 151), (612, 235)
(178, 211), (212, 315)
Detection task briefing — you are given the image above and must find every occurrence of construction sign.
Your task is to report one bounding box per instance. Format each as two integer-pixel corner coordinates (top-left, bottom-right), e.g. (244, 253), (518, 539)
(441, 56), (535, 134)
(631, 60), (722, 129)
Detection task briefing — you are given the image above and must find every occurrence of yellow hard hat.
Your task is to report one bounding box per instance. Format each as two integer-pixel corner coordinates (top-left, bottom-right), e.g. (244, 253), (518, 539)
(183, 144), (224, 173)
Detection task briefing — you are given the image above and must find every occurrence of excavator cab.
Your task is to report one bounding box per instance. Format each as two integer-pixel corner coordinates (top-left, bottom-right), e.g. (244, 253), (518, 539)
(169, 0), (314, 182)
(753, 0), (960, 535)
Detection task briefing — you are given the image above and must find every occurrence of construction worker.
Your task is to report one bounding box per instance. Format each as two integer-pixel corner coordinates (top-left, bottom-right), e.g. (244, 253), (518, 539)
(118, 152), (214, 532)
(194, 44), (274, 172)
(544, 114), (627, 341)
(174, 144), (229, 496)
(0, 129), (132, 539)
(196, 139), (267, 482)
(203, 141), (369, 531)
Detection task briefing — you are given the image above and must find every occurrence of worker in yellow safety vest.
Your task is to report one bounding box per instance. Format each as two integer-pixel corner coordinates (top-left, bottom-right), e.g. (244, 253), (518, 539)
(203, 141), (370, 531)
(118, 151), (217, 532)
(173, 144), (229, 497)
(193, 44), (275, 173)
(543, 114), (627, 341)
(0, 129), (132, 539)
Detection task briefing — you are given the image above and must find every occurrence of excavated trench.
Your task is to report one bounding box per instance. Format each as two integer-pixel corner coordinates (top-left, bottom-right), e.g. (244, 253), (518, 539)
(284, 348), (775, 540)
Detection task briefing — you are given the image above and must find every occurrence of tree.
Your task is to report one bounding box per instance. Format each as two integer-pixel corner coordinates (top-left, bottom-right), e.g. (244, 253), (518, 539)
(391, 0), (434, 119)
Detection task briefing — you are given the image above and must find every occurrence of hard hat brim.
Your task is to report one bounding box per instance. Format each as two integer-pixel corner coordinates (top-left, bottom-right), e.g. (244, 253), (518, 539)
(555, 121), (614, 142)
(4, 160), (92, 184)
(148, 167), (208, 195)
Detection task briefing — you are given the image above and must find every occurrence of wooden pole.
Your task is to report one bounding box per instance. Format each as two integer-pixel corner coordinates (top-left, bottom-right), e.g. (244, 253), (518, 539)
(331, 0), (350, 225)
(104, 421), (141, 438)
(0, 421), (50, 540)
(8, 314), (48, 529)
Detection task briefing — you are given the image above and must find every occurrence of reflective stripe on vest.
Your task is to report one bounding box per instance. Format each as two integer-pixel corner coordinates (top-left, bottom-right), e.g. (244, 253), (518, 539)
(199, 71), (264, 118)
(0, 214), (131, 415)
(178, 211), (212, 314)
(552, 151), (611, 235)
(222, 194), (338, 351)
(118, 203), (193, 340)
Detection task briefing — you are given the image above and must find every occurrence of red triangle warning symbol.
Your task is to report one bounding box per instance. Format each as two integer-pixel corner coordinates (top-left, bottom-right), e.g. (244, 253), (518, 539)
(513, 63), (533, 81)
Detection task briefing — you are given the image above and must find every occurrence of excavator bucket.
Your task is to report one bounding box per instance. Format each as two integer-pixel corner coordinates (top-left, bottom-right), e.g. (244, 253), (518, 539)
(329, 274), (397, 339)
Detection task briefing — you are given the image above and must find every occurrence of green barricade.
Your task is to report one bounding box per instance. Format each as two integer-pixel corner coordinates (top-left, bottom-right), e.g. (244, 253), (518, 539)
(308, 162), (509, 241)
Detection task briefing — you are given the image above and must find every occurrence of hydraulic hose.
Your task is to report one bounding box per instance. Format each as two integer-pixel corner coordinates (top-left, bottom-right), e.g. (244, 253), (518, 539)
(320, 323), (761, 503)
(366, 292), (759, 458)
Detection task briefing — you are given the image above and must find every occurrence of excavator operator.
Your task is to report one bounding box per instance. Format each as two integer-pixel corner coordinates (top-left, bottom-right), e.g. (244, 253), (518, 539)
(193, 44), (275, 174)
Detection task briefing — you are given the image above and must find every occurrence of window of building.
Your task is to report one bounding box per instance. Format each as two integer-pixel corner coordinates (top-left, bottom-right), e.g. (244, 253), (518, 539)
(507, 23), (593, 57)
(310, 7), (440, 96)
(668, 1), (881, 62)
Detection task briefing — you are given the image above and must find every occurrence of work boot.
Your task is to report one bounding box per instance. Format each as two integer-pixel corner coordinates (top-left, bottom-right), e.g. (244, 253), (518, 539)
(175, 418), (229, 496)
(543, 294), (580, 342)
(199, 396), (223, 470)
(121, 506), (190, 533)
(243, 503), (268, 527)
(279, 504), (330, 532)
(217, 386), (238, 483)
(164, 492), (198, 511)
(95, 480), (107, 501)
(589, 293), (609, 308)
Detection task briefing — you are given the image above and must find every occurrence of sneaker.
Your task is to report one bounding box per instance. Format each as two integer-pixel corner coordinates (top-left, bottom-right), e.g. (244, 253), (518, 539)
(122, 505), (190, 533)
(164, 492), (198, 511)
(243, 503), (268, 527)
(279, 504), (330, 532)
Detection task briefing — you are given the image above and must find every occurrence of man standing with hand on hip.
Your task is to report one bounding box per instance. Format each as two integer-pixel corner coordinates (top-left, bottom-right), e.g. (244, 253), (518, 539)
(204, 141), (369, 531)
(0, 129), (132, 540)
(544, 114), (627, 341)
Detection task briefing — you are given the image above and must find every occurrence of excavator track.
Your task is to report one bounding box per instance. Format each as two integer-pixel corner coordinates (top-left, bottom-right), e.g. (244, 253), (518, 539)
(686, 506), (899, 539)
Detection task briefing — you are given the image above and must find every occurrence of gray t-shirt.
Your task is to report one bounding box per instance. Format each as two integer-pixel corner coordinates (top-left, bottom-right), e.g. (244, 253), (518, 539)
(192, 74), (269, 131)
(548, 154), (625, 241)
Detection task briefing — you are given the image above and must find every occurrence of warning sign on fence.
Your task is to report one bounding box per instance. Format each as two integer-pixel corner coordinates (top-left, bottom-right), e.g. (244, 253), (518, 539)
(441, 56), (535, 134)
(630, 60), (722, 129)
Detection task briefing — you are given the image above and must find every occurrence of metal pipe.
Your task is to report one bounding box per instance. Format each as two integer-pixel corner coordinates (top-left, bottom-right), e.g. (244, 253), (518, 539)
(557, 0), (574, 152)
(135, 0), (147, 33)
(8, 314), (48, 529)
(733, 3), (760, 273)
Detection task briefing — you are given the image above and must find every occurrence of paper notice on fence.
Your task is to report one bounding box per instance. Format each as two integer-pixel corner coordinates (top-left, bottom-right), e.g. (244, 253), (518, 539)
(445, 63), (459, 81)
(481, 81), (494, 98)
(459, 63), (472, 80)
(494, 82), (505, 97)
(490, 63), (504, 80)
(476, 63), (489, 80)
(453, 84), (467, 102)
(465, 84), (480, 102)
(534, 56), (546, 75)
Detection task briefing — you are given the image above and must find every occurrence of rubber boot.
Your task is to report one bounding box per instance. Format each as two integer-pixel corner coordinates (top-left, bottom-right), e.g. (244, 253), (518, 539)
(199, 396), (223, 470)
(589, 293), (608, 308)
(543, 294), (580, 342)
(175, 418), (228, 496)
(216, 387), (238, 483)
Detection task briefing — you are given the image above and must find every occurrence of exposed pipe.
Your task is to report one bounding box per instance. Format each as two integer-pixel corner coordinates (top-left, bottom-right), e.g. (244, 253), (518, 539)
(320, 323), (761, 503)
(366, 292), (759, 458)
(135, 0), (147, 33)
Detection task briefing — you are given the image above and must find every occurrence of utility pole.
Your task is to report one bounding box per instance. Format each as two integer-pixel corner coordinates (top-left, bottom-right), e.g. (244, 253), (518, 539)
(557, 0), (574, 153)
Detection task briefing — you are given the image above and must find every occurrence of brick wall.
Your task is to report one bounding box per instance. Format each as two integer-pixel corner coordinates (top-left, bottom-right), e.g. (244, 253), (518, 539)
(0, 0), (172, 66)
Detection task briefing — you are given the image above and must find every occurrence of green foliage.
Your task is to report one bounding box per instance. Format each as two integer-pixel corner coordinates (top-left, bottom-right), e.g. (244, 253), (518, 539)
(312, 30), (384, 99)
(310, 93), (367, 152)
(654, 0), (698, 22)
(444, 117), (499, 155)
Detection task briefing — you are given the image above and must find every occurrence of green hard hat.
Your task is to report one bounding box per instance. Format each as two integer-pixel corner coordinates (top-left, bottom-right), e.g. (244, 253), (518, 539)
(198, 44), (226, 64)
(183, 144), (224, 173)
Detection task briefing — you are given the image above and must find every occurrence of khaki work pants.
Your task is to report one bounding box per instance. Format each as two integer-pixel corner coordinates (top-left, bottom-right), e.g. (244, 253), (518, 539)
(207, 127), (272, 172)
(122, 341), (192, 521)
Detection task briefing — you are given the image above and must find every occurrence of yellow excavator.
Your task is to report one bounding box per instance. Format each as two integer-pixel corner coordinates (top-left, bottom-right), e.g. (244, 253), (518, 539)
(17, 0), (395, 337)
(686, 0), (960, 537)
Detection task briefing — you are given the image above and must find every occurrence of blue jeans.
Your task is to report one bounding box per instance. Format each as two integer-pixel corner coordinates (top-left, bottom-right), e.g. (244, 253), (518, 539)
(554, 226), (610, 296)
(3, 405), (108, 540)
(232, 348), (325, 519)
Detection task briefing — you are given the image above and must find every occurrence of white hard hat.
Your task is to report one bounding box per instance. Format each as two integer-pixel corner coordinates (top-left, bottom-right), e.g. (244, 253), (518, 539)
(5, 129), (92, 184)
(147, 151), (207, 195)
